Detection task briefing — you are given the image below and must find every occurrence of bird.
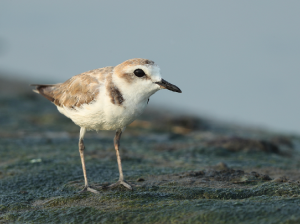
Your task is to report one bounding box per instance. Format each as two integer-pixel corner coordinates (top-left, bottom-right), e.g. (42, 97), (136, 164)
(31, 58), (182, 194)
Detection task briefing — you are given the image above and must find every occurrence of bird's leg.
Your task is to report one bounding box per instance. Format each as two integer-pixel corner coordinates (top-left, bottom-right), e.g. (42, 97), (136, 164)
(106, 129), (133, 190)
(78, 127), (99, 194)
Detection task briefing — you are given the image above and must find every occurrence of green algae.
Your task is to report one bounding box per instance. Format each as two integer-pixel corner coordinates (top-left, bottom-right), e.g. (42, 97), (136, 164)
(1, 93), (300, 223)
(3, 197), (300, 223)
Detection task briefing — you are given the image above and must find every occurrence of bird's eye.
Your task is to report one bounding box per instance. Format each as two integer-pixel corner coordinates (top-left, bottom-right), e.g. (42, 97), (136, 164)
(134, 69), (146, 77)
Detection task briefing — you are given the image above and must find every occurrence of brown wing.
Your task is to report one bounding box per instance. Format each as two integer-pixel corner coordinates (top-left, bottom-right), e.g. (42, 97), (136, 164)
(32, 66), (114, 108)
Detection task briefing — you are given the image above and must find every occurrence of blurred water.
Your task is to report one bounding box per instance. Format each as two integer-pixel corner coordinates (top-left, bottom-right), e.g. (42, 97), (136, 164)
(0, 1), (299, 133)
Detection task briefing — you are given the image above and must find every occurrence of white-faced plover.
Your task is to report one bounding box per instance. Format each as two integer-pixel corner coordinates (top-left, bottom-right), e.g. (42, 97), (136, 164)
(31, 58), (181, 193)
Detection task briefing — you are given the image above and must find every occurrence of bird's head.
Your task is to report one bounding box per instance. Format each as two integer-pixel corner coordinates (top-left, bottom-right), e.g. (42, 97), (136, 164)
(113, 58), (181, 100)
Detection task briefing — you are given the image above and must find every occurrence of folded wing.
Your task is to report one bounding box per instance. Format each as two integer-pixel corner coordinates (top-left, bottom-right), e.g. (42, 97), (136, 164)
(31, 66), (114, 108)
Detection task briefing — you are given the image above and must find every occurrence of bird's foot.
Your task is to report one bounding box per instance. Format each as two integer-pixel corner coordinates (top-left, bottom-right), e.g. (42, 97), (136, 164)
(105, 180), (138, 190)
(78, 186), (100, 194)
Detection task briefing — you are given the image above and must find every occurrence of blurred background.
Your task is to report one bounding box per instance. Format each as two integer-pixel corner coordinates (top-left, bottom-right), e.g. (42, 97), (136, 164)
(1, 0), (299, 134)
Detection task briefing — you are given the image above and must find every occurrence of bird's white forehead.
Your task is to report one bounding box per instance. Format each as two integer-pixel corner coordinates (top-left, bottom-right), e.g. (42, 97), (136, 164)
(123, 64), (162, 82)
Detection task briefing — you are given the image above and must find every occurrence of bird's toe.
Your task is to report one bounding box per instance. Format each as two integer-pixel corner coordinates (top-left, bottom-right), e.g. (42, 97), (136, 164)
(78, 186), (100, 194)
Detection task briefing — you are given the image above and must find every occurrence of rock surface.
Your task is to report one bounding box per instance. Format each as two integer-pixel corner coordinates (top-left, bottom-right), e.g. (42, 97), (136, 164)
(0, 76), (300, 223)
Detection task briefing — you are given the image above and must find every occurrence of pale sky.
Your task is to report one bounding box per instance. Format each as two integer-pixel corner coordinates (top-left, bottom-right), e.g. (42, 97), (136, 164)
(1, 1), (300, 133)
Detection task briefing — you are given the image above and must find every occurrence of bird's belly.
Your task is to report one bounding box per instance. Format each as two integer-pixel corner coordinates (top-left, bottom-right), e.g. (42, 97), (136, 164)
(103, 104), (146, 130)
(57, 98), (147, 131)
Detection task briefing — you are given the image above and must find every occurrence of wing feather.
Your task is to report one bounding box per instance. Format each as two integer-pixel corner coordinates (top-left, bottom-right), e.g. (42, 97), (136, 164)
(32, 66), (114, 108)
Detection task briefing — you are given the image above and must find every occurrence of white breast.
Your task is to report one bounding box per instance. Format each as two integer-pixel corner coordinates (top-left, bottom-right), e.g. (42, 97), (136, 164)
(56, 85), (149, 131)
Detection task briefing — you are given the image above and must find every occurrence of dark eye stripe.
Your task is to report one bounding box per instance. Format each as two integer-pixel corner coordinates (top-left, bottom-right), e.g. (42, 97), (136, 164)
(134, 69), (146, 77)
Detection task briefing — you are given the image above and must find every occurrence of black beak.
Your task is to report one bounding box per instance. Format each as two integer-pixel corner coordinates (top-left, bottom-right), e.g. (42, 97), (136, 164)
(155, 79), (182, 93)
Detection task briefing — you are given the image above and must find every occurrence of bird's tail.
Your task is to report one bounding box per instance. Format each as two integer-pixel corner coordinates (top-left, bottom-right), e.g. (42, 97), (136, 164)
(30, 84), (57, 102)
